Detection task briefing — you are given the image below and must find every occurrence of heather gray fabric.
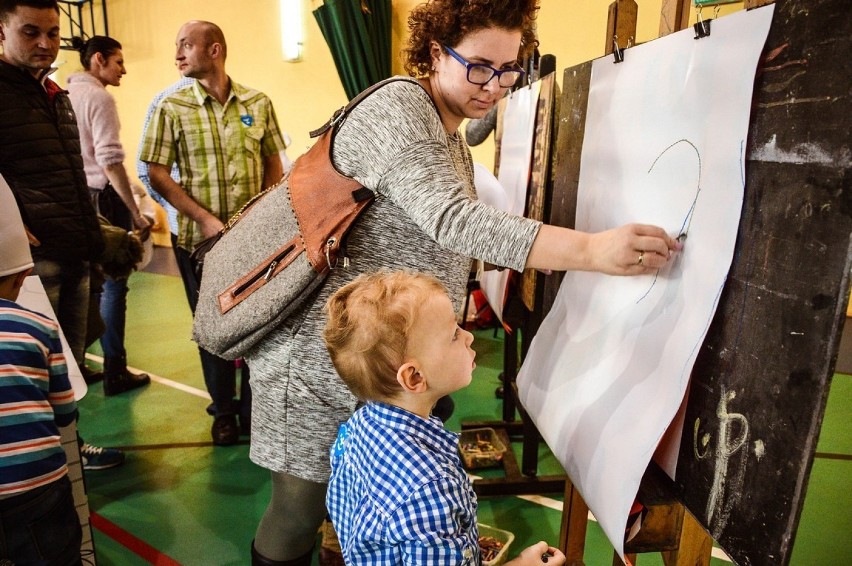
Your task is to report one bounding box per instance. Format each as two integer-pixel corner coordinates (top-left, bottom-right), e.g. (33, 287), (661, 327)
(191, 180), (323, 360)
(245, 78), (542, 482)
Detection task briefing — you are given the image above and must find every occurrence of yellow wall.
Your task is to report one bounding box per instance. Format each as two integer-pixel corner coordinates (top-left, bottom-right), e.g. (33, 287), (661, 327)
(51, 0), (743, 181)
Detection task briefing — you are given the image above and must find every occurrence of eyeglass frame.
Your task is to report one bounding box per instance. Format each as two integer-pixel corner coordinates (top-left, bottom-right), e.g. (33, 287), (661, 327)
(442, 44), (525, 88)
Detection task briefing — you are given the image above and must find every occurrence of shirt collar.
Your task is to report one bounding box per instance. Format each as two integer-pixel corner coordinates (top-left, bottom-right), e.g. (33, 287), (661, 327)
(189, 77), (250, 106)
(364, 401), (459, 456)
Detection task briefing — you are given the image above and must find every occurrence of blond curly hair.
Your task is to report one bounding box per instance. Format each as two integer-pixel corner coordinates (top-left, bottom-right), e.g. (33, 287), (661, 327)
(324, 271), (448, 401)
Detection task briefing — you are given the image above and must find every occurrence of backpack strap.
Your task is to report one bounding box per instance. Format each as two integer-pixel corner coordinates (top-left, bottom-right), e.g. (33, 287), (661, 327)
(309, 77), (418, 139)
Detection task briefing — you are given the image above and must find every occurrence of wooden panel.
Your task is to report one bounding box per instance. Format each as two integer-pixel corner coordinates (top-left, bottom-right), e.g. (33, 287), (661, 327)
(520, 73), (557, 312)
(675, 1), (852, 564)
(541, 62), (591, 317)
(659, 0), (692, 37)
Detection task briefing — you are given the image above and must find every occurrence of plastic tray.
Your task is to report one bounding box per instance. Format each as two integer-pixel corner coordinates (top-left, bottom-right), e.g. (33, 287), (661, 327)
(458, 427), (507, 469)
(478, 523), (515, 566)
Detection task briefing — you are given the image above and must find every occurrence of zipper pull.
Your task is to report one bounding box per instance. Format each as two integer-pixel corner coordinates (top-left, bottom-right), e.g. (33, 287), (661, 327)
(264, 260), (279, 280)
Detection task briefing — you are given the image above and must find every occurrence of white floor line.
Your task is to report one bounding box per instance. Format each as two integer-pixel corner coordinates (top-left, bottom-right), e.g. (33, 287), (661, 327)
(84, 353), (211, 400)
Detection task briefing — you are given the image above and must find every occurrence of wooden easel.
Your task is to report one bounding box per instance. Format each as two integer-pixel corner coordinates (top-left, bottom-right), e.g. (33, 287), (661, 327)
(560, 464), (713, 566)
(462, 293), (567, 496)
(558, 2), (718, 564)
(461, 71), (568, 497)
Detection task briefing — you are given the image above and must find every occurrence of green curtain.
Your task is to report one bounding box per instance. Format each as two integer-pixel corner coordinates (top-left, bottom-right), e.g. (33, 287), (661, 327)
(313, 0), (392, 100)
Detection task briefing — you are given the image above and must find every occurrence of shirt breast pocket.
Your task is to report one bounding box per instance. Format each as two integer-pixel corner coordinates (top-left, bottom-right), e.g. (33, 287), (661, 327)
(243, 125), (265, 155)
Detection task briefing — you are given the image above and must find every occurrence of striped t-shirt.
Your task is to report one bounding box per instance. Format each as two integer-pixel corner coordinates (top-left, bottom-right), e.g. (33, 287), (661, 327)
(0, 298), (77, 496)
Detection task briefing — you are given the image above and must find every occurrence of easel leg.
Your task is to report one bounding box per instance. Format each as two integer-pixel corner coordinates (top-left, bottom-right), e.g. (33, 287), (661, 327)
(560, 480), (589, 565)
(661, 509), (712, 566)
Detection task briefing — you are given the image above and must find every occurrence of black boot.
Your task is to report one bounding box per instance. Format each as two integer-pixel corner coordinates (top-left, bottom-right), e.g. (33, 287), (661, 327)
(103, 356), (150, 396)
(251, 540), (314, 566)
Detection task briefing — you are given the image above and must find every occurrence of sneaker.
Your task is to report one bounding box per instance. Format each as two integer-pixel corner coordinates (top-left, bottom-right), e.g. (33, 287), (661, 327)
(80, 443), (125, 470)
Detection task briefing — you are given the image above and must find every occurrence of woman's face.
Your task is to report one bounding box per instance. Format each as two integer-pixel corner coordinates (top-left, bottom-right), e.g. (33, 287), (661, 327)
(429, 27), (522, 131)
(96, 49), (126, 87)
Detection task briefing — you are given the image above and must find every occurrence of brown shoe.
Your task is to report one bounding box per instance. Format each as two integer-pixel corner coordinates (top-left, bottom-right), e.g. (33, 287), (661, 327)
(81, 365), (104, 385)
(103, 368), (150, 396)
(211, 414), (239, 446)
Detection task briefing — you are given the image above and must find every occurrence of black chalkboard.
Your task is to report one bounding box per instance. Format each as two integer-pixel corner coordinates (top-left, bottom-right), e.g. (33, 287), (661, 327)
(544, 1), (851, 564)
(676, 1), (851, 564)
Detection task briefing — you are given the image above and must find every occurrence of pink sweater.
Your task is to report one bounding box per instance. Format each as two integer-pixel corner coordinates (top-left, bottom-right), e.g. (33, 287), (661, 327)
(66, 72), (125, 190)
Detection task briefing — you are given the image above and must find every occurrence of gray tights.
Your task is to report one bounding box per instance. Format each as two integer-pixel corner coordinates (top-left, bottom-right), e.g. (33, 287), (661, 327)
(253, 471), (328, 561)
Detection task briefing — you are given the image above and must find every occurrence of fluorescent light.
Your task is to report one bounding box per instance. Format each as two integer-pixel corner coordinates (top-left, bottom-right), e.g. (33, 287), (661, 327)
(280, 0), (303, 62)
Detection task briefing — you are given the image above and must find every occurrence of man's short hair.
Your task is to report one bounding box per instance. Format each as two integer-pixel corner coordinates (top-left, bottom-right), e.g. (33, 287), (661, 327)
(324, 271), (448, 401)
(0, 0), (59, 21)
(192, 20), (227, 60)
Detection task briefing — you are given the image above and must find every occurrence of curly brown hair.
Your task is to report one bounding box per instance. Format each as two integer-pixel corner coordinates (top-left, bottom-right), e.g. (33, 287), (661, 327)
(403, 0), (539, 78)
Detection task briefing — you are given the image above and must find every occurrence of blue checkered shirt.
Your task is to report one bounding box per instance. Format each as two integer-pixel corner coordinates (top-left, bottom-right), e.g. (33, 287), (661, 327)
(327, 402), (480, 565)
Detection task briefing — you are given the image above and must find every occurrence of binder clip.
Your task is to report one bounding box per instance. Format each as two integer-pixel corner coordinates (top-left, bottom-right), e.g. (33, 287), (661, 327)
(693, 6), (716, 39)
(612, 35), (625, 64)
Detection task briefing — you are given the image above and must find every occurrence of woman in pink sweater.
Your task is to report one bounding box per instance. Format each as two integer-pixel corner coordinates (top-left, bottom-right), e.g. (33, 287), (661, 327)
(67, 36), (151, 397)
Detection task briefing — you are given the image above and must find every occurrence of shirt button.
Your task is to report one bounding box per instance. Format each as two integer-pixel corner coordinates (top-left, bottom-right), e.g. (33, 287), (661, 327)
(463, 548), (472, 559)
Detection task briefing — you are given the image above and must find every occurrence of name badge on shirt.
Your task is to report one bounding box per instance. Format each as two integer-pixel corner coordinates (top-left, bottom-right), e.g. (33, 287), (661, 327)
(331, 423), (349, 457)
(240, 114), (254, 126)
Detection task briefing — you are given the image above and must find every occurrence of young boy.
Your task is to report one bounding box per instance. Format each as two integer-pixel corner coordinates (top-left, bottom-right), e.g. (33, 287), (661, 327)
(0, 175), (82, 564)
(324, 271), (565, 565)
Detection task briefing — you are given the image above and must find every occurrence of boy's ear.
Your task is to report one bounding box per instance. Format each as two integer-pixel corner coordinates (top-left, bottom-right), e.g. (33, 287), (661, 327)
(397, 362), (428, 394)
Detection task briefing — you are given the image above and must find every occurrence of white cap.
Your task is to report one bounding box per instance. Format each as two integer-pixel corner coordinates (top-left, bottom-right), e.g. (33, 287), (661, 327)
(0, 173), (34, 277)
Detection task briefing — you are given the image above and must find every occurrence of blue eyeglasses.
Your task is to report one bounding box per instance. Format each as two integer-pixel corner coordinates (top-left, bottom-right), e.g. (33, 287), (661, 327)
(443, 44), (525, 88)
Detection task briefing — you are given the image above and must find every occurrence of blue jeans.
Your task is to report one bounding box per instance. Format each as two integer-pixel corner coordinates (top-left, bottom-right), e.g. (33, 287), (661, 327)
(94, 185), (131, 361)
(29, 260), (90, 367)
(172, 236), (250, 420)
(0, 476), (82, 566)
(99, 277), (127, 359)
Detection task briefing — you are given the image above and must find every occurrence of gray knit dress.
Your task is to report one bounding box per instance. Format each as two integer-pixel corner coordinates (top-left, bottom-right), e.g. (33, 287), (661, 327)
(245, 78), (542, 482)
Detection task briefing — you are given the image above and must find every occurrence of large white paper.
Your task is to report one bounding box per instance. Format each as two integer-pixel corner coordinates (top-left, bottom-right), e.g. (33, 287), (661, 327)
(17, 276), (87, 400)
(480, 81), (541, 323)
(517, 6), (774, 560)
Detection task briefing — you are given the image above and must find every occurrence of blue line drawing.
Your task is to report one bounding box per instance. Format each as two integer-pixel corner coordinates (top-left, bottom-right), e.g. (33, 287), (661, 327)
(636, 139), (701, 303)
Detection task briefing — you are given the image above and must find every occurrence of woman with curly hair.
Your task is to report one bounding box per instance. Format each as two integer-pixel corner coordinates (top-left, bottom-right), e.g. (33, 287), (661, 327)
(247, 1), (680, 564)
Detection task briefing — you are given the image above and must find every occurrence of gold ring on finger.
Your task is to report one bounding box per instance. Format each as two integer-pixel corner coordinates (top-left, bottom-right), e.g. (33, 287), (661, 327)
(637, 251), (645, 266)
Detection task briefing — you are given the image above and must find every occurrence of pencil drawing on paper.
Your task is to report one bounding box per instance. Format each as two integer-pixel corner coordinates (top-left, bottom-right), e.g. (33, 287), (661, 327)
(636, 139), (702, 303)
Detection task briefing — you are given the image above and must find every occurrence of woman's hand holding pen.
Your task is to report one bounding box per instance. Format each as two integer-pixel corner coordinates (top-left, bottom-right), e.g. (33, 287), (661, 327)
(587, 223), (683, 276)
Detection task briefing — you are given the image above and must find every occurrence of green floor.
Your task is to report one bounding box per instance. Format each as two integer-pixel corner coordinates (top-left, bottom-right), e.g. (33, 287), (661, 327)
(79, 269), (851, 565)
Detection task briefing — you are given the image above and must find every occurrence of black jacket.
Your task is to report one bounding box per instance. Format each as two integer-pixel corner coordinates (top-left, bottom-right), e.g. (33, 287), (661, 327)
(0, 60), (103, 262)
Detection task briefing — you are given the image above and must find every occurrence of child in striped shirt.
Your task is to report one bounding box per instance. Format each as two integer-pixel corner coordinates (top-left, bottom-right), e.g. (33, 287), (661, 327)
(0, 173), (81, 564)
(324, 271), (564, 565)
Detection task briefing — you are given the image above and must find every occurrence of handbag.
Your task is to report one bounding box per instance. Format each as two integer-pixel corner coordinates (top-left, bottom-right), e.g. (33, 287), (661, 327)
(191, 77), (410, 360)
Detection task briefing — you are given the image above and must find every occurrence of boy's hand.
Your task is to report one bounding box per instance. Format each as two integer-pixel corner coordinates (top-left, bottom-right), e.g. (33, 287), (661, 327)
(504, 540), (566, 566)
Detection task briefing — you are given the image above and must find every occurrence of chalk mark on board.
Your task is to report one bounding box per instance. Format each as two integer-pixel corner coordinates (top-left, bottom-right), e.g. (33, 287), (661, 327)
(636, 139), (701, 303)
(694, 385), (757, 539)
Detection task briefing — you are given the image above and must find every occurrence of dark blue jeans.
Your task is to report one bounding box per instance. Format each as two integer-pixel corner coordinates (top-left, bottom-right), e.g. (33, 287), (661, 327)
(0, 476), (82, 566)
(95, 185), (132, 361)
(99, 277), (127, 359)
(172, 236), (251, 421)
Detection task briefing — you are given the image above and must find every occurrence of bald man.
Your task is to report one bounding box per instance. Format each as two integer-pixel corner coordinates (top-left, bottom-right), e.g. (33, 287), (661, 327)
(140, 20), (287, 446)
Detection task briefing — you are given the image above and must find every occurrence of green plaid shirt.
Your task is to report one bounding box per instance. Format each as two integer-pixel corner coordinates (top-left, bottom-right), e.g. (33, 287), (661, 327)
(139, 79), (286, 250)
